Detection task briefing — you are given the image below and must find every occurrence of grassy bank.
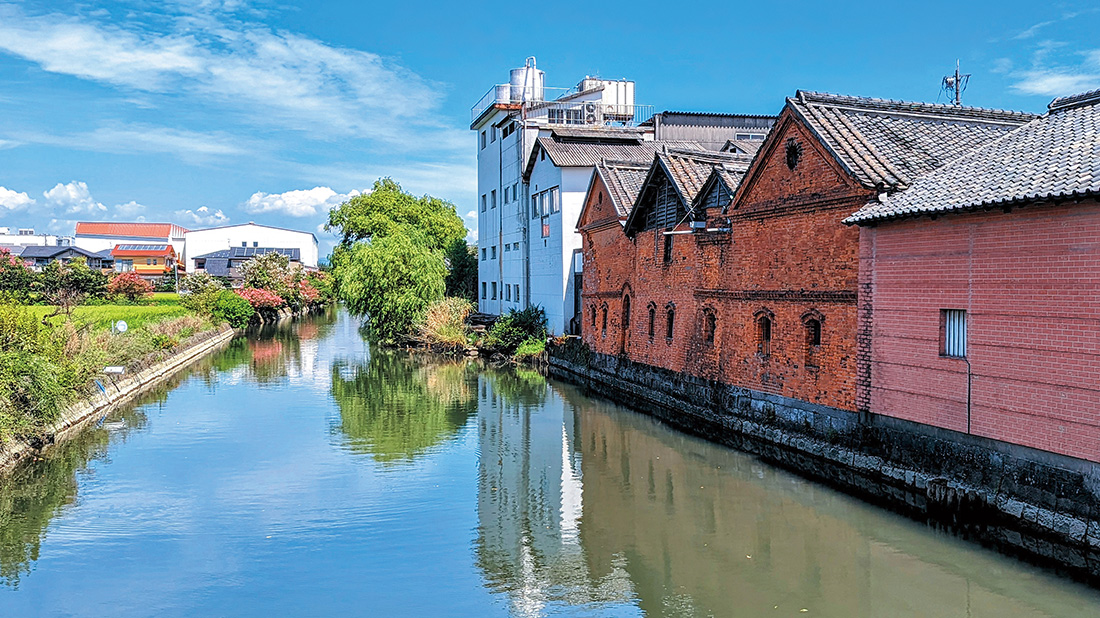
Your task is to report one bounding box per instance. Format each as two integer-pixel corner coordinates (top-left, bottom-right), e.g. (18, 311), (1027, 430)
(0, 301), (216, 443)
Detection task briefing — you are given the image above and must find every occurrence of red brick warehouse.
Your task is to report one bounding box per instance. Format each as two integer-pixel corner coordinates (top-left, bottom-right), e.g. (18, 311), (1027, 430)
(579, 91), (1033, 414)
(847, 89), (1100, 462)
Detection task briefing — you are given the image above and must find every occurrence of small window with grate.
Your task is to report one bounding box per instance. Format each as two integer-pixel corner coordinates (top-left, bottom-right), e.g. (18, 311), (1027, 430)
(665, 306), (675, 340)
(942, 309), (967, 358)
(703, 311), (716, 345)
(757, 313), (772, 356)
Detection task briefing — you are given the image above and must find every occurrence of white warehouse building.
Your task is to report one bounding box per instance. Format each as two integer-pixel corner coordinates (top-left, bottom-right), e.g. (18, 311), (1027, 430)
(472, 58), (774, 335)
(183, 222), (319, 272)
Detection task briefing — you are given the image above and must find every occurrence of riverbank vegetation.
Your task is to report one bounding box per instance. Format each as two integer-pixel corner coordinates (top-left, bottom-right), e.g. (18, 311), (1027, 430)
(0, 248), (336, 444)
(324, 178), (544, 362)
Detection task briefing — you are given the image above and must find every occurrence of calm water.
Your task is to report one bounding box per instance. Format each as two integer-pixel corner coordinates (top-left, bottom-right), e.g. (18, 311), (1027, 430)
(1, 309), (1098, 617)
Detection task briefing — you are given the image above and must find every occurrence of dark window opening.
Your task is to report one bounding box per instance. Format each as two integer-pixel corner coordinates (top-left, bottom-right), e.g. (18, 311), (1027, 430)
(663, 233), (673, 265)
(805, 318), (821, 366)
(622, 296), (631, 332)
(648, 306), (655, 341)
(757, 314), (772, 356)
(704, 312), (716, 345)
(666, 308), (675, 340)
(601, 305), (608, 338)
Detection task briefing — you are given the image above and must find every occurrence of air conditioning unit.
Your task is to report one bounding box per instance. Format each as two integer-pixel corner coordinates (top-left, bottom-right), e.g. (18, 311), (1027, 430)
(583, 101), (602, 124)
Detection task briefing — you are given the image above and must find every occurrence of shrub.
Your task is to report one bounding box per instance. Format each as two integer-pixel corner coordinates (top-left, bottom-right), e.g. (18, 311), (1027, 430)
(180, 272), (225, 296)
(419, 297), (473, 346)
(236, 287), (285, 309)
(211, 290), (254, 327)
(307, 271), (334, 302)
(107, 271), (154, 302)
(513, 337), (546, 360)
(485, 306), (547, 354)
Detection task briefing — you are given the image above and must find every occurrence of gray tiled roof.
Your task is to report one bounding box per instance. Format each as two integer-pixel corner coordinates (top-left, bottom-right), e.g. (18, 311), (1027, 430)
(0, 245), (26, 257)
(20, 245), (99, 259)
(722, 139), (764, 156)
(527, 137), (703, 178)
(789, 91), (1037, 191)
(846, 89), (1100, 225)
(594, 160), (650, 218)
(658, 148), (754, 205)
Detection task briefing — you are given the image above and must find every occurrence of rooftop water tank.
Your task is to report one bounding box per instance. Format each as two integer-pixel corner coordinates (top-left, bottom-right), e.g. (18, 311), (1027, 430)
(509, 57), (544, 103)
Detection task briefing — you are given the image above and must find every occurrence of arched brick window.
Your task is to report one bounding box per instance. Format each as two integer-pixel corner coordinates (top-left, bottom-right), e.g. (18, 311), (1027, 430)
(703, 309), (717, 345)
(647, 302), (656, 341)
(802, 310), (824, 367)
(755, 309), (774, 357)
(601, 303), (608, 338)
(665, 303), (676, 341)
(591, 304), (597, 329)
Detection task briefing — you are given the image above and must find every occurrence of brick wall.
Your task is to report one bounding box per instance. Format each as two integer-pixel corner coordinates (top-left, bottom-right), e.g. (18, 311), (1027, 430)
(581, 111), (868, 412)
(861, 200), (1100, 462)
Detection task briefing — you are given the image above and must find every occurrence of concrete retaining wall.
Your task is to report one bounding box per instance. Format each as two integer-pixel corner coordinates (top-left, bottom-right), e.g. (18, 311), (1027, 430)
(549, 344), (1100, 583)
(0, 324), (236, 472)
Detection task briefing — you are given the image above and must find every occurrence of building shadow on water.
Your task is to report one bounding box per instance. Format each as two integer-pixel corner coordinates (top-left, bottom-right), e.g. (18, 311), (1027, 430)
(471, 370), (1100, 617)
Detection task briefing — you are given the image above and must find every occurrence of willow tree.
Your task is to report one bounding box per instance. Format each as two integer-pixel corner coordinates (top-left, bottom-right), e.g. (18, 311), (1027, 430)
(326, 178), (470, 341)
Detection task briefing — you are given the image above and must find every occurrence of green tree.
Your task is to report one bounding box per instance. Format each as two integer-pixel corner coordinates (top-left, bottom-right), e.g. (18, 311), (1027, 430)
(443, 239), (478, 303)
(334, 235), (446, 342)
(0, 251), (36, 302)
(239, 251), (291, 297)
(326, 178), (467, 253)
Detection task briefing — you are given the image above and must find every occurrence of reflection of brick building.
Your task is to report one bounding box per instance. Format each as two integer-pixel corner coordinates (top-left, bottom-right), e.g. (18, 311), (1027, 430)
(580, 92), (1034, 413)
(846, 90), (1100, 462)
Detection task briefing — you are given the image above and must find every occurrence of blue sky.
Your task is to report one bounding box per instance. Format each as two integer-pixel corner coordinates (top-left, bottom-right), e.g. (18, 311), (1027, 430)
(0, 0), (1097, 257)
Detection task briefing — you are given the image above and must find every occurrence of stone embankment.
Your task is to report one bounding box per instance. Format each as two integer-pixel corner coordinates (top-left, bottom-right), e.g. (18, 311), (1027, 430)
(0, 324), (236, 473)
(549, 344), (1100, 584)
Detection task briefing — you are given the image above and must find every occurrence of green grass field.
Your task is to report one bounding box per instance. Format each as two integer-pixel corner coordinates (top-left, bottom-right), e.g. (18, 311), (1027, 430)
(26, 304), (191, 329)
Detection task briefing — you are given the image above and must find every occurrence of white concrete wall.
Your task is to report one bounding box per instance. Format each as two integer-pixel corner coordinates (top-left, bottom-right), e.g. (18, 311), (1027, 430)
(528, 159), (565, 334)
(183, 224), (319, 271)
(0, 233), (70, 247)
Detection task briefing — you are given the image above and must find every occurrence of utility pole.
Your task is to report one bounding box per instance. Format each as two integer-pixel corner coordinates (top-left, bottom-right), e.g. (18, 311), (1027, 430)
(943, 60), (971, 106)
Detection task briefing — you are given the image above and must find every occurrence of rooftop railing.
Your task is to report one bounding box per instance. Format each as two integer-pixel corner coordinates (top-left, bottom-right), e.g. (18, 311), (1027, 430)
(472, 84), (653, 127)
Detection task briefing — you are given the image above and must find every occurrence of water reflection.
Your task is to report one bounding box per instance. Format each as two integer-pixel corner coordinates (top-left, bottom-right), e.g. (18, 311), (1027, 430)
(476, 374), (1100, 617)
(331, 350), (477, 463)
(0, 407), (148, 589)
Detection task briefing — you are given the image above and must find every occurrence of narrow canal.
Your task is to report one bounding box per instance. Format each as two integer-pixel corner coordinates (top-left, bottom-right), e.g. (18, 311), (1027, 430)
(1, 309), (1098, 617)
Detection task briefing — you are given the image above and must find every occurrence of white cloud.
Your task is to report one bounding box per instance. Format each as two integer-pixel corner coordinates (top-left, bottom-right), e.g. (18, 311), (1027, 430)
(243, 186), (360, 217)
(464, 210), (477, 219)
(1011, 48), (1100, 96)
(174, 206), (229, 227)
(0, 4), (461, 147)
(0, 187), (35, 211)
(43, 181), (107, 215)
(114, 200), (147, 217)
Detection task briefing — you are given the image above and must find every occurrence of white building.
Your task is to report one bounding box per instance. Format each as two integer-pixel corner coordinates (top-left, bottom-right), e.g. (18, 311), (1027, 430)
(183, 222), (319, 272)
(73, 222), (187, 255)
(0, 226), (73, 247)
(472, 58), (774, 335)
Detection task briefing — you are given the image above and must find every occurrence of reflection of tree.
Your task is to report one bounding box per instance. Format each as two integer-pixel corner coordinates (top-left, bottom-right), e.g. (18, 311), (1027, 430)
(480, 366), (547, 407)
(0, 407), (147, 589)
(331, 350), (477, 463)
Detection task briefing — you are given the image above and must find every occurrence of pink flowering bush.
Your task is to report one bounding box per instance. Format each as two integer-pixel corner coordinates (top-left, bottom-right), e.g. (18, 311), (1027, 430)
(297, 280), (320, 304)
(236, 287), (285, 309)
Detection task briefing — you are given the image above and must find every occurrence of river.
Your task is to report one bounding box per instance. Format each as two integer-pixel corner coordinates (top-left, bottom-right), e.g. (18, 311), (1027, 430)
(0, 309), (1097, 617)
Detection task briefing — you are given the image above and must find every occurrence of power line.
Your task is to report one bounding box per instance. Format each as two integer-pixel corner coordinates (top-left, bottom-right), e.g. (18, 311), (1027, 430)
(942, 59), (971, 106)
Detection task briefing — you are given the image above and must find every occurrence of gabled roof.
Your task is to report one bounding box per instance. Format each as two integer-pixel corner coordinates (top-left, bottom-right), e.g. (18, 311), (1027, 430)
(20, 245), (100, 259)
(623, 148), (754, 234)
(786, 90), (1037, 192)
(524, 135), (702, 179)
(193, 249), (231, 260)
(721, 139), (764, 156)
(846, 89), (1100, 225)
(0, 245), (26, 257)
(75, 222), (188, 238)
(594, 159), (651, 219)
(185, 221), (318, 241)
(111, 244), (174, 257)
(693, 163), (752, 213)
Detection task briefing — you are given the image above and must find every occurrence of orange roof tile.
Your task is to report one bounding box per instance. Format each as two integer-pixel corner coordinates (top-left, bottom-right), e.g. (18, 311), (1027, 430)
(76, 222), (188, 238)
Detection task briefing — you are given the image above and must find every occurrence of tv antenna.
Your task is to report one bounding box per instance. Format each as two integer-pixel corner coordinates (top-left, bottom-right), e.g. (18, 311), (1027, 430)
(942, 60), (971, 106)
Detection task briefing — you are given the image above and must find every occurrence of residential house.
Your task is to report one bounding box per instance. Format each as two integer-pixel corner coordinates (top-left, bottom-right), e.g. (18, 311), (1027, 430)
(845, 88), (1100, 462)
(110, 244), (179, 279)
(19, 245), (108, 271)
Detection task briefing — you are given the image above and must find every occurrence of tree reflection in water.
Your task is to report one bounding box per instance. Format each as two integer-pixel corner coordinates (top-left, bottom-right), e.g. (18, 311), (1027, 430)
(331, 350), (477, 463)
(0, 407), (148, 589)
